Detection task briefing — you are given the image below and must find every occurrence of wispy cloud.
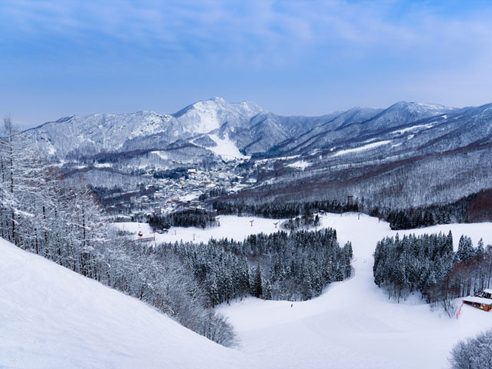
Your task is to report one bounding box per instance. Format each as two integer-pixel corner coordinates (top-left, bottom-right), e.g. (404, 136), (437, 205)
(3, 0), (492, 68)
(2, 0), (492, 125)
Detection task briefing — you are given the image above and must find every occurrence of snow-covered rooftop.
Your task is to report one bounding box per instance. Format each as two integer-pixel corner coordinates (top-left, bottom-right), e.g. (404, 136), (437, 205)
(463, 296), (492, 305)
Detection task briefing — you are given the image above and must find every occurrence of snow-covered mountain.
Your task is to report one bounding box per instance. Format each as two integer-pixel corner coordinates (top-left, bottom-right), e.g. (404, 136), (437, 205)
(271, 101), (454, 155)
(24, 97), (462, 161)
(24, 97), (267, 160)
(217, 101), (492, 209)
(25, 111), (174, 159)
(173, 96), (264, 133)
(22, 98), (492, 210)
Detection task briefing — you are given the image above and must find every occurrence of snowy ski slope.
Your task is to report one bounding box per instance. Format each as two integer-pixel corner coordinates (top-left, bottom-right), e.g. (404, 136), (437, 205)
(0, 238), (257, 369)
(3, 214), (492, 368)
(155, 214), (492, 369)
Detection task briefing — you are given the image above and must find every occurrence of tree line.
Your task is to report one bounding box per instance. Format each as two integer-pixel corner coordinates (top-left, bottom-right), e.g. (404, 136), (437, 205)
(373, 232), (492, 315)
(212, 191), (488, 231)
(212, 198), (360, 219)
(148, 208), (219, 230)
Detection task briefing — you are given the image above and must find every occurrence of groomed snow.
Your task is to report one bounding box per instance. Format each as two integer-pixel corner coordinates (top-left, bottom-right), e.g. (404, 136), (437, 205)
(5, 214), (492, 368)
(333, 140), (392, 157)
(208, 134), (249, 160)
(221, 215), (492, 369)
(393, 123), (434, 135)
(0, 238), (258, 369)
(153, 214), (492, 369)
(115, 215), (282, 244)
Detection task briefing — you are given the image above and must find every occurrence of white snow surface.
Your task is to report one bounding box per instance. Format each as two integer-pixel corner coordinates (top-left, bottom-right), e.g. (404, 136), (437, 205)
(288, 160), (311, 170)
(393, 123), (435, 135)
(156, 214), (492, 369)
(0, 237), (257, 369)
(4, 215), (492, 368)
(182, 100), (222, 133)
(150, 150), (169, 160)
(208, 133), (249, 160)
(93, 163), (112, 168)
(175, 97), (264, 134)
(333, 140), (392, 157)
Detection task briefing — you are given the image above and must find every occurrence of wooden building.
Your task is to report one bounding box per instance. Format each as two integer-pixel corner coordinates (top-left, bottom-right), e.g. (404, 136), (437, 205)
(462, 296), (492, 312)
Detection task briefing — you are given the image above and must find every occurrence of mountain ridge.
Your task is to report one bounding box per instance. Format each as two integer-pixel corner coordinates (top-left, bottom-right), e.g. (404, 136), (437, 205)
(25, 97), (465, 161)
(20, 98), (492, 211)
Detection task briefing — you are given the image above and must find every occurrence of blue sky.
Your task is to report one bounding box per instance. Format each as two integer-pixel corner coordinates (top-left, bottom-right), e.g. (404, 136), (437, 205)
(2, 0), (492, 128)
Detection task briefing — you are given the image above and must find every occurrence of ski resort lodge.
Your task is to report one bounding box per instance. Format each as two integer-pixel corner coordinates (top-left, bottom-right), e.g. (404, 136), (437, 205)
(462, 289), (492, 312)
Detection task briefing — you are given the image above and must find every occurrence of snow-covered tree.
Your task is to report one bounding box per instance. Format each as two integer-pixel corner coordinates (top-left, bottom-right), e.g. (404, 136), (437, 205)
(450, 329), (492, 369)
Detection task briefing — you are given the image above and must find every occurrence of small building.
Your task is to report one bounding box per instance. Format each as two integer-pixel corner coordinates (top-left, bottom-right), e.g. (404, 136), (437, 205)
(462, 296), (492, 312)
(482, 289), (492, 299)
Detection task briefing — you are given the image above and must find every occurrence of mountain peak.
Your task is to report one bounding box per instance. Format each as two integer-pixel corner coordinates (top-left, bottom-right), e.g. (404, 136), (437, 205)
(171, 97), (265, 133)
(209, 96), (226, 103)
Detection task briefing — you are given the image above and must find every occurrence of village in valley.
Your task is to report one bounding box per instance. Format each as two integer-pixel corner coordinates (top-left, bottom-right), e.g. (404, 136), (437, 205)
(97, 159), (253, 220)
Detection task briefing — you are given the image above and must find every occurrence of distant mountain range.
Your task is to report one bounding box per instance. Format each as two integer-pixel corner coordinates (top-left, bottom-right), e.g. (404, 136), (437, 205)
(23, 97), (492, 210)
(24, 97), (265, 159)
(25, 97), (475, 159)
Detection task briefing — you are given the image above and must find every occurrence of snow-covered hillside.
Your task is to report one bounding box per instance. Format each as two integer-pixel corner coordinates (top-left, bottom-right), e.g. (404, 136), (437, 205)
(23, 98), (466, 162)
(23, 111), (176, 159)
(24, 97), (266, 160)
(4, 215), (492, 368)
(173, 96), (264, 134)
(0, 238), (257, 369)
